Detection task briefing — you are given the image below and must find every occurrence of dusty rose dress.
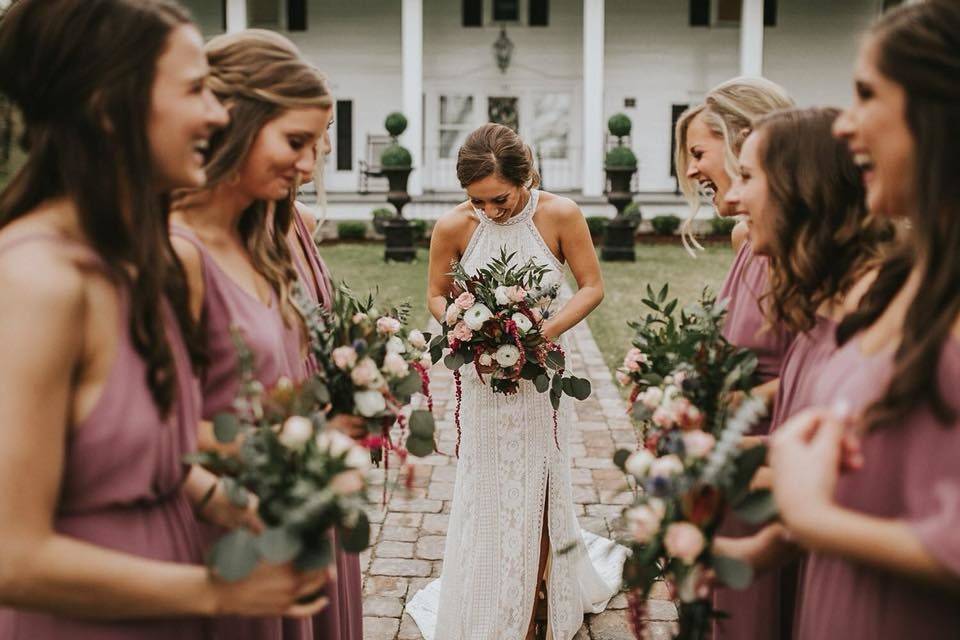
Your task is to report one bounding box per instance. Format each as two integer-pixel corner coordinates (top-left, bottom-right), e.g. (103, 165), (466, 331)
(0, 234), (210, 639)
(714, 239), (794, 640)
(172, 226), (310, 640)
(288, 208), (364, 640)
(797, 333), (960, 640)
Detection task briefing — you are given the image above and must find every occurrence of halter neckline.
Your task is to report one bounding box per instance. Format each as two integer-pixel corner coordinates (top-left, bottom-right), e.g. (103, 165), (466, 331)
(475, 189), (538, 227)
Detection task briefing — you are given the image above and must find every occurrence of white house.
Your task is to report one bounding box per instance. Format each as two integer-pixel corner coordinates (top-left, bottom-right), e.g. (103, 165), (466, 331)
(180, 0), (906, 220)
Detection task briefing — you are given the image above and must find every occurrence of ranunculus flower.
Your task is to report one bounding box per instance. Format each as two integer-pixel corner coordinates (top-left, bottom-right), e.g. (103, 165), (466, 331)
(408, 330), (427, 350)
(649, 454), (684, 479)
(652, 406), (675, 428)
(385, 335), (406, 355)
(494, 344), (521, 368)
(494, 286), (511, 306)
(454, 292), (476, 310)
(445, 303), (462, 325)
(316, 429), (356, 456)
(353, 389), (387, 417)
(615, 370), (632, 386)
(511, 312), (533, 334)
(376, 316), (401, 335)
(623, 348), (649, 372)
(382, 352), (409, 378)
(506, 285), (527, 303)
(463, 303), (493, 330)
(350, 358), (383, 388)
(278, 415), (313, 449)
(478, 353), (493, 367)
(330, 469), (365, 495)
(625, 504), (663, 544)
(452, 321), (473, 342)
(664, 522), (706, 564)
(639, 386), (664, 410)
(682, 431), (715, 458)
(624, 449), (655, 478)
(352, 312), (368, 324)
(332, 346), (358, 370)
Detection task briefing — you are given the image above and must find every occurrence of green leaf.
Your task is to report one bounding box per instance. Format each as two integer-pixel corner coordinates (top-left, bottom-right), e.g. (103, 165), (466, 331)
(213, 413), (240, 444)
(613, 448), (631, 471)
(257, 527), (303, 564)
(430, 344), (444, 364)
(549, 388), (561, 411)
(221, 477), (250, 508)
(533, 374), (550, 393)
(546, 350), (565, 370)
(209, 529), (259, 581)
(394, 371), (423, 397)
(338, 510), (371, 553)
(713, 554), (754, 589)
(408, 410), (435, 439)
(658, 283), (668, 303)
(295, 538), (333, 572)
(406, 435), (435, 458)
(569, 377), (592, 401)
(732, 489), (778, 525)
(444, 351), (465, 370)
(519, 361), (541, 380)
(305, 378), (331, 405)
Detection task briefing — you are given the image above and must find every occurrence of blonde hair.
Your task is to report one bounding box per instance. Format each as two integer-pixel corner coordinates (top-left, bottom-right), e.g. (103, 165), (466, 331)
(674, 76), (793, 253)
(174, 29), (331, 327)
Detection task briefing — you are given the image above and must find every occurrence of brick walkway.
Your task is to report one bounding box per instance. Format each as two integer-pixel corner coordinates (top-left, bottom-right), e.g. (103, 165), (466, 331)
(361, 318), (678, 639)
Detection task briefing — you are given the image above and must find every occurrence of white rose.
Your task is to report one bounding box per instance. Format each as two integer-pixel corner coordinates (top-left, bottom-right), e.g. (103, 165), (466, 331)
(478, 353), (494, 367)
(624, 449), (655, 479)
(408, 330), (427, 350)
(316, 429), (356, 457)
(494, 344), (521, 368)
(420, 352), (433, 368)
(463, 303), (493, 330)
(385, 336), (406, 355)
(664, 522), (706, 565)
(511, 312), (533, 334)
(494, 286), (511, 306)
(353, 389), (387, 417)
(351, 358), (383, 388)
(445, 303), (462, 326)
(648, 454), (684, 479)
(639, 386), (664, 410)
(682, 430), (715, 458)
(344, 446), (373, 471)
(382, 352), (409, 378)
(278, 415), (313, 449)
(625, 504), (663, 544)
(329, 469), (366, 495)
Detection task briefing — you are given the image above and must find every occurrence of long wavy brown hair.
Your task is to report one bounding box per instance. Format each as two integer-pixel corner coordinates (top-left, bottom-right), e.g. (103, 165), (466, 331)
(0, 0), (202, 416)
(837, 0), (960, 429)
(751, 107), (894, 334)
(174, 29), (331, 328)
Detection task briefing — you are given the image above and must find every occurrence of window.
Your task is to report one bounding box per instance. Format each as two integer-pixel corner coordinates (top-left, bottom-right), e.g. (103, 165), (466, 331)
(335, 100), (353, 172)
(882, 0), (905, 11)
(530, 93), (571, 159)
(670, 104), (689, 182)
(689, 0), (777, 27)
(248, 0), (280, 28)
(439, 96), (475, 158)
(689, 0), (710, 27)
(529, 0), (549, 26)
(287, 0), (306, 31)
(487, 97), (519, 132)
(492, 0), (519, 22)
(463, 0), (483, 27)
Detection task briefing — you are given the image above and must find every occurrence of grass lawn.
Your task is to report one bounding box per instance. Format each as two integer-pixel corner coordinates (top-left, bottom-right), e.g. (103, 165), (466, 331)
(318, 241), (733, 373)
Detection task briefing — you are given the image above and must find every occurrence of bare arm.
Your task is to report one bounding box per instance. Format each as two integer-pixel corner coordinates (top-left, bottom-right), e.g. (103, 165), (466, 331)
(731, 219), (749, 253)
(541, 200), (603, 341)
(0, 249), (325, 620)
(427, 209), (472, 323)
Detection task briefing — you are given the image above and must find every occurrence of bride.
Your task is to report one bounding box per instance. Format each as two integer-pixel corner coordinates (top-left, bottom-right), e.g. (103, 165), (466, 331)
(406, 123), (626, 640)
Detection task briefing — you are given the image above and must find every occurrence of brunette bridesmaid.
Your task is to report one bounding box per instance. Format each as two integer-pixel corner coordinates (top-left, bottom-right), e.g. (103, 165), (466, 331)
(771, 2), (960, 638)
(0, 1), (326, 637)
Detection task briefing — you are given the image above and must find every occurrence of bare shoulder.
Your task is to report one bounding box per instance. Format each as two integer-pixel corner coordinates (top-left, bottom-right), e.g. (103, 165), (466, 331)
(731, 219), (750, 252)
(537, 191), (582, 223)
(170, 234), (203, 277)
(294, 201), (319, 235)
(432, 202), (476, 240)
(0, 239), (86, 327)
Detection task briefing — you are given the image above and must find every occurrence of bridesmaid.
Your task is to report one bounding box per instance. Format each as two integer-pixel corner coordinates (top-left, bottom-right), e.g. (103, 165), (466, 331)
(717, 106), (894, 637)
(674, 77), (796, 639)
(170, 29), (333, 640)
(0, 1), (327, 637)
(771, 2), (960, 638)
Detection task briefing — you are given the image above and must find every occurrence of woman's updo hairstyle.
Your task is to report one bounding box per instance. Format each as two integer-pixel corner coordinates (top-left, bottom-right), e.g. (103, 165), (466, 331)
(456, 123), (541, 189)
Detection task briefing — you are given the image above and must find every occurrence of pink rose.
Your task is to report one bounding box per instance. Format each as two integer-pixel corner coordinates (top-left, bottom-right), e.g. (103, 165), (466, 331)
(332, 346), (358, 370)
(623, 348), (648, 372)
(445, 303), (462, 326)
(451, 321), (473, 342)
(382, 352), (409, 378)
(506, 285), (527, 303)
(682, 430), (715, 458)
(615, 370), (632, 386)
(679, 404), (704, 431)
(454, 292), (476, 310)
(664, 522), (705, 564)
(376, 316), (401, 335)
(350, 358), (381, 387)
(329, 469), (366, 496)
(652, 406), (675, 428)
(625, 504), (663, 544)
(648, 454), (684, 479)
(640, 386), (664, 410)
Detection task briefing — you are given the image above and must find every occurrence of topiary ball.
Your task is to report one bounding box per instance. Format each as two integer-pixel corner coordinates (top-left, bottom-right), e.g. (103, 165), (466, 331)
(385, 112), (408, 137)
(381, 143), (412, 168)
(605, 145), (637, 169)
(608, 113), (632, 138)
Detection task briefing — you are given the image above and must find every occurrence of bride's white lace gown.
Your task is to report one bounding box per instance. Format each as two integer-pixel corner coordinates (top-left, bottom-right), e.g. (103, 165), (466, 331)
(406, 190), (627, 640)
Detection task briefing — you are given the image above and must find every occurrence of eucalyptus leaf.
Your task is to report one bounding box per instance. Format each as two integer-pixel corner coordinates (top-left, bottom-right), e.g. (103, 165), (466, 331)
(549, 388), (561, 411)
(295, 538), (333, 572)
(713, 554), (754, 589)
(732, 489), (778, 525)
(444, 352), (465, 371)
(338, 510), (371, 552)
(222, 477), (250, 508)
(209, 529), (259, 582)
(395, 371), (423, 397)
(613, 448), (631, 471)
(257, 527), (303, 564)
(569, 377), (592, 401)
(533, 374), (550, 393)
(546, 350), (566, 370)
(406, 435), (435, 458)
(408, 410), (435, 439)
(213, 413), (240, 444)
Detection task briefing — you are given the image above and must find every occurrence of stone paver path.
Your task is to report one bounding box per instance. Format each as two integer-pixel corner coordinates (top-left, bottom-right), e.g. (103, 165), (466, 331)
(362, 318), (677, 639)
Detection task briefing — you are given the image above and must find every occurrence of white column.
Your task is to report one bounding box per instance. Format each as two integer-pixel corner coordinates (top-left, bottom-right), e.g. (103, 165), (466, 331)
(582, 0), (605, 198)
(225, 0), (247, 34)
(402, 0), (424, 196)
(739, 0), (764, 77)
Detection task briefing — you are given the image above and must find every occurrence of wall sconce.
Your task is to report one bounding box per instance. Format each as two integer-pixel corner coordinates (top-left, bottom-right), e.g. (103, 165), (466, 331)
(493, 26), (514, 73)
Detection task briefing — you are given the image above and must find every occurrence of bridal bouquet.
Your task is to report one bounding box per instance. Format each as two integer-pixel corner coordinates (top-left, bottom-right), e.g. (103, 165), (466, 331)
(297, 284), (437, 463)
(613, 286), (776, 640)
(187, 332), (374, 581)
(427, 248), (592, 453)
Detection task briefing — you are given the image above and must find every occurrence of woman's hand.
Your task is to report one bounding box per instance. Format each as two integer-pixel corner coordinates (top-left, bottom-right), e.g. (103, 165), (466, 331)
(327, 412), (368, 441)
(213, 562), (331, 618)
(197, 481), (264, 534)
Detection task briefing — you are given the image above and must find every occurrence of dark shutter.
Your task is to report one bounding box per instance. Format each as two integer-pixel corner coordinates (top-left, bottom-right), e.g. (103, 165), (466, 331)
(221, 0), (227, 31)
(670, 104), (689, 181)
(764, 0), (777, 26)
(336, 100), (353, 172)
(287, 0), (306, 31)
(463, 0), (483, 26)
(690, 0), (710, 27)
(529, 0), (549, 26)
(493, 0), (519, 22)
